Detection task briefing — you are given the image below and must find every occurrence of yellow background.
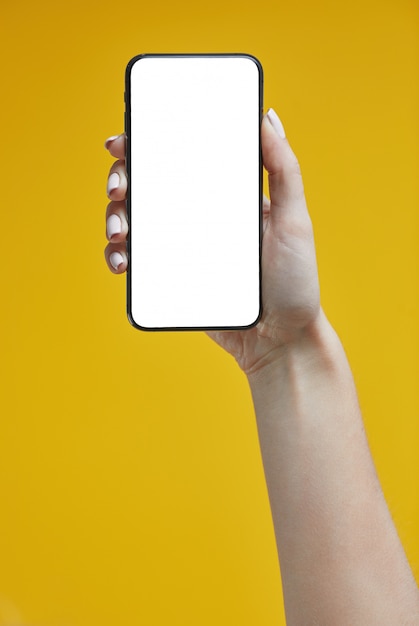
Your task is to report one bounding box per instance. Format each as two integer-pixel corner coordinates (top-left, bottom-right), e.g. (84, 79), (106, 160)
(1, 0), (418, 624)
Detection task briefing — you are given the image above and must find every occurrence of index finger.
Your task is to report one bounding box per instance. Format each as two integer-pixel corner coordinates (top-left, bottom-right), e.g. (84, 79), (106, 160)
(104, 134), (126, 159)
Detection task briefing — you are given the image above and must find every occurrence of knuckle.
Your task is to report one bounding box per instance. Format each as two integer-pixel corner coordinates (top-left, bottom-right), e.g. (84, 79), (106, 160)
(278, 213), (314, 241)
(286, 152), (303, 179)
(106, 200), (116, 215)
(106, 200), (126, 215)
(110, 159), (126, 175)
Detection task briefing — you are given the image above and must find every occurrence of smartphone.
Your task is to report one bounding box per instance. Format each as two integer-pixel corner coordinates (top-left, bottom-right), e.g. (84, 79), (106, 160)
(125, 53), (263, 331)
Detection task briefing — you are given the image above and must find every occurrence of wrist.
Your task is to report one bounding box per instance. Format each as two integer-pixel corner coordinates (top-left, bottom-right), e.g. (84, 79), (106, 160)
(246, 308), (346, 387)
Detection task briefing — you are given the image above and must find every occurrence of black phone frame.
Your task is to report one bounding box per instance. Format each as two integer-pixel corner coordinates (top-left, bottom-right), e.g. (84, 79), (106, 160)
(125, 53), (264, 332)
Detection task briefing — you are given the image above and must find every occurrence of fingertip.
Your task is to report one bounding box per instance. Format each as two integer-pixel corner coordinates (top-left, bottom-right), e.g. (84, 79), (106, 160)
(262, 109), (299, 179)
(106, 214), (122, 240)
(104, 133), (126, 159)
(262, 110), (307, 221)
(104, 135), (119, 150)
(109, 251), (125, 270)
(107, 172), (120, 196)
(105, 241), (128, 273)
(108, 251), (128, 274)
(106, 160), (127, 200)
(265, 108), (286, 139)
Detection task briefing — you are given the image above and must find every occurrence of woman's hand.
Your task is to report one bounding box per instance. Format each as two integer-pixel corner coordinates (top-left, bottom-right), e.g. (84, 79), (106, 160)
(104, 109), (321, 374)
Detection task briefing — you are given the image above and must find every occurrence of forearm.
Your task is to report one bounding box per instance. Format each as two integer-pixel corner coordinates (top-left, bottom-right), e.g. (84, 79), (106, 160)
(248, 309), (419, 625)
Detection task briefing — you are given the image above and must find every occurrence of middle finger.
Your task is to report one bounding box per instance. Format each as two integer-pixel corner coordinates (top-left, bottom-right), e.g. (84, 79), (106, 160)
(106, 200), (128, 242)
(107, 159), (127, 201)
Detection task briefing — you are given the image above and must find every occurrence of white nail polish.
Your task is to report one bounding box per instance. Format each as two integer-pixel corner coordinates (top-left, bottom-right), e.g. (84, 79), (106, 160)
(109, 251), (124, 270)
(266, 108), (286, 139)
(107, 172), (120, 195)
(107, 214), (122, 239)
(104, 135), (119, 149)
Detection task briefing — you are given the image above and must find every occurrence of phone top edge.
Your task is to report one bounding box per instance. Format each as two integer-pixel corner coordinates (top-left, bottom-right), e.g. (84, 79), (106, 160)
(125, 53), (263, 77)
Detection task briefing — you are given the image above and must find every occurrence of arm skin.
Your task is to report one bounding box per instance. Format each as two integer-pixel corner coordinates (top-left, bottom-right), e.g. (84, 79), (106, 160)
(104, 107), (419, 624)
(247, 309), (419, 625)
(208, 112), (419, 623)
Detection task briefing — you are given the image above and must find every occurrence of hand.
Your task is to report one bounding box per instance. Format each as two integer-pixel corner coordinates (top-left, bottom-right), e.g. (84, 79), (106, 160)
(104, 109), (320, 374)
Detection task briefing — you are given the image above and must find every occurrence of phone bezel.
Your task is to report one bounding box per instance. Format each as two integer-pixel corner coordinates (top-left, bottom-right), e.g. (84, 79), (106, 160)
(125, 53), (264, 332)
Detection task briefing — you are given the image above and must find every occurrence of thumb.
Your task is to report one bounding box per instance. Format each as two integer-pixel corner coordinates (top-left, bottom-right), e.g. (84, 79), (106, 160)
(261, 109), (308, 232)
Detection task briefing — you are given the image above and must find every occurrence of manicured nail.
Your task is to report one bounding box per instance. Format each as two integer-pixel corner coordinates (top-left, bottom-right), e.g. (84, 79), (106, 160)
(107, 214), (122, 239)
(104, 135), (119, 149)
(109, 251), (124, 270)
(266, 108), (286, 139)
(107, 172), (120, 196)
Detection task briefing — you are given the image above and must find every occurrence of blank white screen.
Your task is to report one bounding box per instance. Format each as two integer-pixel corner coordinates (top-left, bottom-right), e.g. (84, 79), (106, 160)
(128, 54), (261, 330)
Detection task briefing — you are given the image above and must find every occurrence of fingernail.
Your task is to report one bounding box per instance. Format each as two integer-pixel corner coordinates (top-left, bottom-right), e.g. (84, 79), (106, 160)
(104, 135), (119, 149)
(107, 214), (122, 239)
(109, 251), (124, 270)
(107, 172), (120, 196)
(266, 108), (286, 139)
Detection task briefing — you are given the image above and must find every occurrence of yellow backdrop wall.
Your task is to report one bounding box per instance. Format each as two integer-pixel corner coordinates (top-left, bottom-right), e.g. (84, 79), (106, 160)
(1, 0), (418, 624)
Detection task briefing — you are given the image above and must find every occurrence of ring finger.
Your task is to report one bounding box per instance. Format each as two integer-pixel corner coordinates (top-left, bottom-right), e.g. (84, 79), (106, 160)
(107, 159), (127, 201)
